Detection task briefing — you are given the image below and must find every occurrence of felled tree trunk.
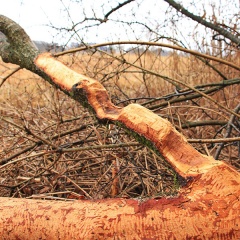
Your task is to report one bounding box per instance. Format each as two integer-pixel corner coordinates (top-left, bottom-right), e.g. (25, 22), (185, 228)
(0, 53), (239, 240)
(0, 15), (239, 239)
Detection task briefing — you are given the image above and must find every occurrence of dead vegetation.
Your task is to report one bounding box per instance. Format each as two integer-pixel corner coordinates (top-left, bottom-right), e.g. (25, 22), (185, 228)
(0, 48), (239, 200)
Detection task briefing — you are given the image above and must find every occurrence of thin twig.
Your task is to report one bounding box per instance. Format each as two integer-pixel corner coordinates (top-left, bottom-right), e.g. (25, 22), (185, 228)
(189, 137), (240, 143)
(163, 0), (240, 46)
(0, 142), (141, 170)
(54, 41), (240, 71)
(214, 103), (240, 159)
(141, 78), (240, 107)
(0, 66), (21, 87)
(104, 0), (135, 20)
(95, 48), (240, 118)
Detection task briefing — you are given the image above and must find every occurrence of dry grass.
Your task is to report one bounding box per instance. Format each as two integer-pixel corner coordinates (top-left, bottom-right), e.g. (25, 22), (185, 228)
(0, 50), (239, 200)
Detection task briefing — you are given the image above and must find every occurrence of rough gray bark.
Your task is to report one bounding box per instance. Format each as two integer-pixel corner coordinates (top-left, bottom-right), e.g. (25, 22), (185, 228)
(0, 15), (38, 70)
(0, 15), (67, 91)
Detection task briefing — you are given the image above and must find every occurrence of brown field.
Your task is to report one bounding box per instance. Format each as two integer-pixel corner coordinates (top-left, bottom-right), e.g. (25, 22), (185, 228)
(0, 51), (239, 200)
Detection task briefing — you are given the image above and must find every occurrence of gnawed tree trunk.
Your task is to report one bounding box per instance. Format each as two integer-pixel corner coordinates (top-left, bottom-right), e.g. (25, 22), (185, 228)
(0, 15), (240, 239)
(0, 53), (239, 240)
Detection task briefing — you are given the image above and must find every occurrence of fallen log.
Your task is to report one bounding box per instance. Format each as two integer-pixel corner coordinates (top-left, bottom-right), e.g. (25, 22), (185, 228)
(0, 53), (239, 239)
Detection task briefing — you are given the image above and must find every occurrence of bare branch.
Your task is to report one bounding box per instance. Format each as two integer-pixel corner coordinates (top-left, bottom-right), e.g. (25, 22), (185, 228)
(163, 0), (240, 46)
(93, 48), (240, 118)
(104, 0), (135, 20)
(54, 41), (240, 71)
(214, 103), (240, 159)
(189, 137), (240, 144)
(0, 66), (21, 88)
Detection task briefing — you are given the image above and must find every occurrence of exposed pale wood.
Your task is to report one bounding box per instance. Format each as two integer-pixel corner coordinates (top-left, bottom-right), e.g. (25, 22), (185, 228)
(35, 53), (222, 178)
(0, 53), (239, 240)
(0, 14), (239, 239)
(0, 164), (239, 239)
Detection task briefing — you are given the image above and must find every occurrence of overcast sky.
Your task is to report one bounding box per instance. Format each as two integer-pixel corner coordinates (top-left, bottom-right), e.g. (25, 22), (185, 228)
(1, 0), (67, 42)
(2, 0), (158, 43)
(1, 0), (239, 47)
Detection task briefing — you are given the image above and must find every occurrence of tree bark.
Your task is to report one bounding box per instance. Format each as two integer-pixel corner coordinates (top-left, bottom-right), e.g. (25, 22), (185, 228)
(0, 15), (240, 239)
